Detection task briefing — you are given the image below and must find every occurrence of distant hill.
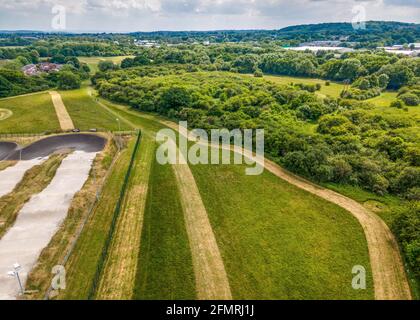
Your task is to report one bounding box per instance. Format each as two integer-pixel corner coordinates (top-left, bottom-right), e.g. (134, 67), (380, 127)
(278, 21), (419, 34)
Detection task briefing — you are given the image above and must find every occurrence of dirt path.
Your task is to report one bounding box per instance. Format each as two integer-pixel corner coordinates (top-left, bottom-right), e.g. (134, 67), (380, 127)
(49, 91), (74, 131)
(171, 140), (232, 300)
(160, 119), (412, 300)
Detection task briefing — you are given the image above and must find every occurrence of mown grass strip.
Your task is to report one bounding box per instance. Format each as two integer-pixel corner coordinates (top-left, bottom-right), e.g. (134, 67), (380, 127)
(0, 154), (65, 239)
(88, 131), (142, 299)
(133, 159), (196, 300)
(96, 133), (155, 299)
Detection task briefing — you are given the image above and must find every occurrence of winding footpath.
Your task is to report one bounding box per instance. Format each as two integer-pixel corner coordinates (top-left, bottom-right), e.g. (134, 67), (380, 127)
(159, 119), (412, 300)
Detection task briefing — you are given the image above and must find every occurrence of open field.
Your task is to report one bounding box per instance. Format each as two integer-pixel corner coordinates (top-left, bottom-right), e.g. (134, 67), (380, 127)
(59, 86), (132, 131)
(78, 56), (135, 73)
(133, 160), (196, 300)
(189, 152), (374, 299)
(261, 74), (402, 106)
(260, 74), (345, 98)
(0, 93), (61, 133)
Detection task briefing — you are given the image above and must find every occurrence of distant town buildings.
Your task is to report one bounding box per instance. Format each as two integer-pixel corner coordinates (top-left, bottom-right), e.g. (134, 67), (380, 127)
(377, 43), (420, 56)
(134, 39), (160, 48)
(22, 62), (63, 76)
(286, 46), (354, 54)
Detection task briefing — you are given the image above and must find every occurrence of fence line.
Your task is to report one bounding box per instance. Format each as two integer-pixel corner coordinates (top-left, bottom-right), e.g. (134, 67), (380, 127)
(87, 130), (142, 299)
(43, 130), (140, 300)
(0, 130), (138, 139)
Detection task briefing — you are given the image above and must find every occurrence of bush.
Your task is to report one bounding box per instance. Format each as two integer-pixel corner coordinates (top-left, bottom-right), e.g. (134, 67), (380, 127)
(399, 93), (420, 106)
(390, 100), (404, 108)
(392, 202), (420, 278)
(253, 69), (263, 78)
(325, 81), (330, 86)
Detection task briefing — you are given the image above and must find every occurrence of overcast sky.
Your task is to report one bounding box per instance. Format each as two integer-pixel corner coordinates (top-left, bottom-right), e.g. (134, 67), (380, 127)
(0, 0), (419, 32)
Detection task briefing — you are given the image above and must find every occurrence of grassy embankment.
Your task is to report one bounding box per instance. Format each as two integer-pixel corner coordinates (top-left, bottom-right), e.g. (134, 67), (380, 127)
(56, 137), (134, 299)
(95, 99), (196, 300)
(0, 92), (61, 133)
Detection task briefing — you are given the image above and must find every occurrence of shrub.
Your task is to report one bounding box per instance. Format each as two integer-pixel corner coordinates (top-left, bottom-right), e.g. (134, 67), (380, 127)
(399, 93), (419, 106)
(390, 100), (404, 108)
(392, 202), (420, 278)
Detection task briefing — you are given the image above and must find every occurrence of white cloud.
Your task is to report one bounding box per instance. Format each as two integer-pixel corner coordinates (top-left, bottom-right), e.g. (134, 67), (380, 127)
(0, 0), (418, 31)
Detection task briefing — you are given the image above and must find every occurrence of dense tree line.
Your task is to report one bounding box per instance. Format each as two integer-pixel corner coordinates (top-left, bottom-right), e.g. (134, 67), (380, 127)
(120, 45), (419, 97)
(94, 67), (419, 198)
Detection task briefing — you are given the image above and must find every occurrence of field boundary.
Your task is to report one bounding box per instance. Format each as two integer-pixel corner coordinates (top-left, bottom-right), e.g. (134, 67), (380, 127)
(87, 130), (142, 299)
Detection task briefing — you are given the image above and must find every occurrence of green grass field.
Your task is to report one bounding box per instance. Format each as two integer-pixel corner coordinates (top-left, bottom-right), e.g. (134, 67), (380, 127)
(133, 159), (196, 300)
(259, 74), (345, 98)
(0, 92), (60, 133)
(260, 74), (403, 107)
(59, 86), (132, 131)
(78, 56), (135, 73)
(190, 153), (374, 299)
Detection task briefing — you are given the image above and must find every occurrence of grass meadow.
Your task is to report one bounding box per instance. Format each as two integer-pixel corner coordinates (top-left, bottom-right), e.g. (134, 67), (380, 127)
(0, 92), (60, 133)
(190, 152), (374, 299)
(59, 86), (132, 131)
(133, 159), (196, 300)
